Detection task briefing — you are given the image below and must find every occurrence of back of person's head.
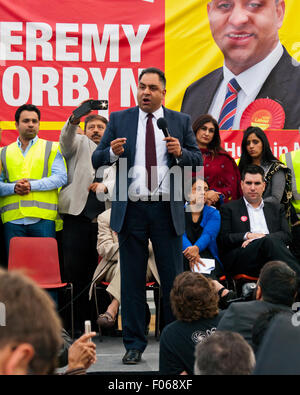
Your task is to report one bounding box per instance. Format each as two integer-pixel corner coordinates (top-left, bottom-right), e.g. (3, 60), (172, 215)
(241, 164), (265, 181)
(170, 272), (219, 322)
(258, 261), (298, 306)
(0, 269), (62, 375)
(251, 309), (285, 354)
(194, 331), (256, 375)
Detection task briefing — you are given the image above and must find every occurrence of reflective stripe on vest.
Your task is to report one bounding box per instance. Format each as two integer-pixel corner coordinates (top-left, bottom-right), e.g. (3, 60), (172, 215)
(0, 139), (59, 223)
(283, 152), (300, 200)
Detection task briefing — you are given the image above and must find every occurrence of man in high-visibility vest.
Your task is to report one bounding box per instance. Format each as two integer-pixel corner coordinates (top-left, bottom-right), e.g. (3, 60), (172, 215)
(0, 104), (67, 262)
(280, 150), (300, 263)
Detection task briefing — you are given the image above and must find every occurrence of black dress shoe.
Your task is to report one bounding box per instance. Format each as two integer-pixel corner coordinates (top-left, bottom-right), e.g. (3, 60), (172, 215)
(122, 349), (142, 364)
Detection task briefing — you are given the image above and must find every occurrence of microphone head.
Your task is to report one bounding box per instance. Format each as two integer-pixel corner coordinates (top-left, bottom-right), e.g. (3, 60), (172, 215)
(157, 117), (168, 130)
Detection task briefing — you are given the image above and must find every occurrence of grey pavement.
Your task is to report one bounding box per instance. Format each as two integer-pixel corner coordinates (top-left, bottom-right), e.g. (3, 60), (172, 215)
(88, 332), (160, 374)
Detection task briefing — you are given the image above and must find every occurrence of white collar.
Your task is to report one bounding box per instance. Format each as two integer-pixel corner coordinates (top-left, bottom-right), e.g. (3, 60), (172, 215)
(139, 106), (164, 121)
(223, 42), (283, 97)
(243, 196), (265, 210)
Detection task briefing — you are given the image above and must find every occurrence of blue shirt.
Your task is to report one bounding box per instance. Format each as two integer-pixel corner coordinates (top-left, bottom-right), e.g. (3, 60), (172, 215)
(0, 136), (67, 224)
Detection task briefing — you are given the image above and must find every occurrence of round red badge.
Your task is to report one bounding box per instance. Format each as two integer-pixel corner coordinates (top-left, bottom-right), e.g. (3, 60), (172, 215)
(241, 216), (248, 222)
(240, 98), (285, 130)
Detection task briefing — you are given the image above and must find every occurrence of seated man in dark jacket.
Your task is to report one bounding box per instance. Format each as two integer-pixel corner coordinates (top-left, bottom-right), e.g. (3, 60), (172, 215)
(217, 260), (297, 348)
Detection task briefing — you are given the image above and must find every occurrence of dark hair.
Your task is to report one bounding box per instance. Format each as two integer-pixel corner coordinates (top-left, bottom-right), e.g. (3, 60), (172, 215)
(239, 126), (279, 175)
(191, 176), (209, 189)
(84, 114), (108, 132)
(170, 272), (219, 322)
(194, 331), (255, 375)
(252, 309), (286, 354)
(258, 261), (298, 306)
(241, 164), (265, 181)
(192, 114), (224, 157)
(139, 67), (166, 89)
(15, 104), (41, 123)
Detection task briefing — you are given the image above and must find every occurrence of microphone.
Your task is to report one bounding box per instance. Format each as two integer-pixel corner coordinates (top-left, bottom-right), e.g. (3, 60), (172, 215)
(157, 117), (170, 138)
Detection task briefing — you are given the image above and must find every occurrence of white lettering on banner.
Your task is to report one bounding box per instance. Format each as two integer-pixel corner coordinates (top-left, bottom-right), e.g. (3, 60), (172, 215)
(26, 22), (53, 61)
(0, 22), (23, 60)
(273, 141), (288, 157)
(294, 142), (300, 151)
(2, 66), (30, 105)
(82, 24), (119, 62)
(1, 66), (140, 108)
(32, 67), (60, 105)
(0, 22), (150, 62)
(224, 142), (241, 159)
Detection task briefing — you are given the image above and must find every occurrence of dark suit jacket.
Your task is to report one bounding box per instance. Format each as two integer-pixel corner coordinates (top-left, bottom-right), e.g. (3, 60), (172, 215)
(181, 47), (300, 129)
(219, 198), (291, 253)
(217, 299), (292, 348)
(92, 106), (202, 235)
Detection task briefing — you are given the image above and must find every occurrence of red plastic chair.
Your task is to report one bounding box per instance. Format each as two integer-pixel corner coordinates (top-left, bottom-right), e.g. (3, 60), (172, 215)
(8, 236), (74, 338)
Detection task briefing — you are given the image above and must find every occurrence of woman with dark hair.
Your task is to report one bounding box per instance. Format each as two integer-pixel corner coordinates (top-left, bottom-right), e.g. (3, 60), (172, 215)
(182, 177), (223, 278)
(238, 126), (292, 212)
(192, 114), (241, 206)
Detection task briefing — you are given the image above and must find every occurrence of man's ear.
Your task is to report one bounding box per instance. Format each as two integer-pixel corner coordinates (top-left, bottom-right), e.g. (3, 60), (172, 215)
(4, 343), (35, 375)
(255, 284), (262, 300)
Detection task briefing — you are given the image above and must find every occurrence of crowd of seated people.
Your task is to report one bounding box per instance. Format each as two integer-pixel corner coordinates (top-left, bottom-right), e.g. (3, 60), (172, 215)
(1, 103), (300, 376)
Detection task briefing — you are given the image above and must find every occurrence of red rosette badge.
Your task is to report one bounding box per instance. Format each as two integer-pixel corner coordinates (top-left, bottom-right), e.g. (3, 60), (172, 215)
(240, 98), (285, 130)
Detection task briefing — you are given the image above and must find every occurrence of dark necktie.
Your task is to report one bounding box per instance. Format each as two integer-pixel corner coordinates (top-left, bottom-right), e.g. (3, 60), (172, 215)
(145, 113), (158, 192)
(218, 78), (241, 130)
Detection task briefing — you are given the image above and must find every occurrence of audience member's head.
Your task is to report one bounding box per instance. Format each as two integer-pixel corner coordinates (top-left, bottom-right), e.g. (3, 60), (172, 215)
(84, 114), (108, 144)
(0, 269), (62, 375)
(256, 260), (298, 306)
(252, 309), (286, 354)
(194, 331), (256, 375)
(170, 272), (219, 322)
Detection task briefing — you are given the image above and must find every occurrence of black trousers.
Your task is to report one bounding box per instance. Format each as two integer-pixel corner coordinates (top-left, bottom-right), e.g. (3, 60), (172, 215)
(118, 201), (183, 353)
(62, 214), (99, 332)
(223, 236), (300, 278)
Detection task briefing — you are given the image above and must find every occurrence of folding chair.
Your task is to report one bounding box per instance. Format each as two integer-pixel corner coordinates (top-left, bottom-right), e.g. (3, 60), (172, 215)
(8, 237), (74, 338)
(232, 274), (259, 297)
(94, 280), (161, 341)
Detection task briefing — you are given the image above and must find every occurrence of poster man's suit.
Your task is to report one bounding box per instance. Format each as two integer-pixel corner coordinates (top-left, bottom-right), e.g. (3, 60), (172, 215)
(181, 48), (300, 129)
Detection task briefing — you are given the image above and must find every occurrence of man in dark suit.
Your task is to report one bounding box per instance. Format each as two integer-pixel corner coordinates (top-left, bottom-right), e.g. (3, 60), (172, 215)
(181, 0), (300, 130)
(92, 67), (202, 364)
(219, 164), (300, 278)
(217, 260), (297, 349)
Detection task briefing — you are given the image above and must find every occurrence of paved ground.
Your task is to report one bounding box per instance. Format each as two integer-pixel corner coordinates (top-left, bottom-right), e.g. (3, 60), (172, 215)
(87, 331), (160, 374)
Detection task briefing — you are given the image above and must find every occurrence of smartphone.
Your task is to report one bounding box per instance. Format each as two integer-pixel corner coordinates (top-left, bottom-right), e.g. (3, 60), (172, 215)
(84, 320), (92, 341)
(72, 99), (108, 119)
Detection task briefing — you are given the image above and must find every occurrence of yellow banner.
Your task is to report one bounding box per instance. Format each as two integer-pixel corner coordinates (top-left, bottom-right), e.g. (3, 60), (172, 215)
(165, 0), (300, 111)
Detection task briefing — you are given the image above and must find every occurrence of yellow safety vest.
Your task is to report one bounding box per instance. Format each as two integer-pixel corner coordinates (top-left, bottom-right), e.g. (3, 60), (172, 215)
(280, 150), (300, 215)
(0, 139), (60, 224)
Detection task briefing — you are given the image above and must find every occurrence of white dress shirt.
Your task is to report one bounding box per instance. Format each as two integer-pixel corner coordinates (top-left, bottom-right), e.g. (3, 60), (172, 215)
(243, 197), (269, 236)
(208, 42), (284, 130)
(110, 106), (170, 199)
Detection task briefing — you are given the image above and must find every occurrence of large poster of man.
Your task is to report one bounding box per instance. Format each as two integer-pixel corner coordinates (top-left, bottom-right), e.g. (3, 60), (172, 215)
(176, 0), (300, 130)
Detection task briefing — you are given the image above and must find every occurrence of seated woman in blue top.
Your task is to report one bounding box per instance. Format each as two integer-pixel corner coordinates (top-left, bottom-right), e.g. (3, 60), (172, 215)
(183, 177), (223, 278)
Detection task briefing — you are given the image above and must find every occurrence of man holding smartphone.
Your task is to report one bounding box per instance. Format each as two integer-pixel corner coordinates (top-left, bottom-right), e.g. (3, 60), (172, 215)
(58, 101), (115, 336)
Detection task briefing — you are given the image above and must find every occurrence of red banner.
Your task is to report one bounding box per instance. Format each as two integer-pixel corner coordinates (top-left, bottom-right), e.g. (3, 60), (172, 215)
(0, 0), (165, 144)
(220, 130), (300, 160)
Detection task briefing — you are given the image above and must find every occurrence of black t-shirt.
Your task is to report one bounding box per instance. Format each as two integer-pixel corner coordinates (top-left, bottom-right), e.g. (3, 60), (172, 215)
(159, 314), (221, 375)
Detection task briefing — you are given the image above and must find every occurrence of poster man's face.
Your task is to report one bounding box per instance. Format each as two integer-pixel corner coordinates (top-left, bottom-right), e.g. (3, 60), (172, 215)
(207, 0), (285, 75)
